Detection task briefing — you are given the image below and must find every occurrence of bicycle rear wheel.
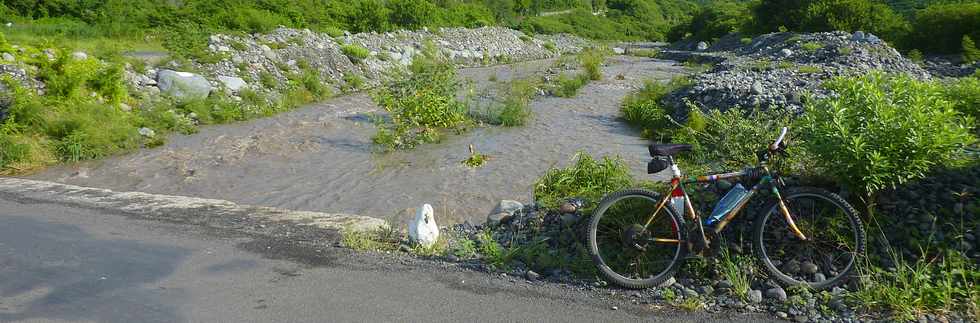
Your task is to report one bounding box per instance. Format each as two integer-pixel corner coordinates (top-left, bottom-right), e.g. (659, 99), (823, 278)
(753, 186), (866, 290)
(588, 189), (687, 289)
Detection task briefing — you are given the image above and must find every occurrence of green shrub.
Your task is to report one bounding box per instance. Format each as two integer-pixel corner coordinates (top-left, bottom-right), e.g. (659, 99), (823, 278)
(533, 152), (634, 209)
(907, 3), (980, 54)
(905, 49), (923, 62)
(371, 51), (469, 150)
(851, 251), (978, 320)
(670, 107), (805, 175)
(620, 77), (690, 140)
(543, 41), (556, 51)
(800, 41), (823, 52)
(258, 71), (278, 89)
(341, 43), (371, 63)
(673, 1), (752, 42)
(579, 48), (607, 81)
(943, 77), (980, 127)
(342, 72), (365, 92)
(963, 35), (980, 63)
(553, 73), (590, 98)
(800, 72), (975, 212)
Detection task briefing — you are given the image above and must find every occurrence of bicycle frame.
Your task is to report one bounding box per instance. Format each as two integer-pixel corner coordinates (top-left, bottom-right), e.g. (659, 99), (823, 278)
(642, 159), (808, 251)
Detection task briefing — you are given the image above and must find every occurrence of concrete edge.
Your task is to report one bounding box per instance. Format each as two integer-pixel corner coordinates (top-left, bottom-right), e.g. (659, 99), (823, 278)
(0, 177), (387, 234)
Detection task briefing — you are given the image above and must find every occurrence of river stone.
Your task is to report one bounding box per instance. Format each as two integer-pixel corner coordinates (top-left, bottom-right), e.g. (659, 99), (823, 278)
(613, 47), (625, 55)
(780, 48), (793, 57)
(71, 51), (88, 60)
(748, 290), (763, 303)
(492, 200), (524, 216)
(751, 81), (764, 95)
(525, 270), (540, 280)
(217, 75), (247, 93)
(765, 287), (787, 302)
(486, 212), (511, 227)
(851, 31), (866, 42)
(157, 70), (212, 101)
(138, 127), (156, 138)
(696, 41), (709, 51)
(1, 53), (13, 62)
(801, 262), (819, 274)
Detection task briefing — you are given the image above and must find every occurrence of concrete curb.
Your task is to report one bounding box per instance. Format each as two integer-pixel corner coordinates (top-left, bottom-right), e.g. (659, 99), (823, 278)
(0, 178), (386, 235)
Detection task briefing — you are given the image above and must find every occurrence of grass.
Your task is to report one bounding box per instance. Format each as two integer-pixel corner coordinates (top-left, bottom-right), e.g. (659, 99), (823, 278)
(470, 77), (538, 127)
(851, 250), (978, 320)
(342, 72), (365, 92)
(341, 43), (370, 63)
(533, 152), (634, 210)
(797, 65), (822, 74)
(620, 76), (691, 140)
(801, 41), (824, 52)
(341, 224), (402, 252)
(579, 47), (607, 81)
(718, 248), (751, 301)
(677, 297), (704, 312)
(552, 72), (590, 97)
(543, 41), (556, 51)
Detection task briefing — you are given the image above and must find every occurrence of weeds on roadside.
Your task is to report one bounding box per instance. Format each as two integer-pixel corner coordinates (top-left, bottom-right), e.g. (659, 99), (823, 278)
(533, 152), (634, 210)
(342, 224), (402, 252)
(718, 248), (751, 301)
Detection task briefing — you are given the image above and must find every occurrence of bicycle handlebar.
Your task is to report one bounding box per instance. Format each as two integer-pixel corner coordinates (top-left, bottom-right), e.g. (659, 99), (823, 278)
(770, 127), (788, 151)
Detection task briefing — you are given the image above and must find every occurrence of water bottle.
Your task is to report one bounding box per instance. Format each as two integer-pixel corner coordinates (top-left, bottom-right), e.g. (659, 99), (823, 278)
(706, 183), (749, 226)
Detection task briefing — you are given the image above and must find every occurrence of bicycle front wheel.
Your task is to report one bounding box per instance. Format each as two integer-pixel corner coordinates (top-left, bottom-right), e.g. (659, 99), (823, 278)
(588, 189), (687, 289)
(753, 186), (866, 290)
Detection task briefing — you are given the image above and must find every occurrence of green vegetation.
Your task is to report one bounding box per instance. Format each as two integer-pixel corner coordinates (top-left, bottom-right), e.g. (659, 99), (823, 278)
(579, 47), (607, 81)
(462, 144), (489, 167)
(342, 224), (402, 252)
(620, 76), (691, 140)
(852, 250), (979, 320)
(341, 43), (371, 63)
(552, 72), (591, 98)
(797, 65), (822, 74)
(905, 49), (923, 62)
(372, 48), (468, 150)
(471, 77), (539, 127)
(800, 41), (823, 52)
(800, 72), (975, 214)
(964, 35), (980, 63)
(718, 249), (751, 301)
(667, 1), (752, 42)
(533, 152), (634, 210)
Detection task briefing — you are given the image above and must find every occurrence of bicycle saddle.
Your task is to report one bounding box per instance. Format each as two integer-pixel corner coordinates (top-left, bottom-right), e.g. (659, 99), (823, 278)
(649, 143), (693, 156)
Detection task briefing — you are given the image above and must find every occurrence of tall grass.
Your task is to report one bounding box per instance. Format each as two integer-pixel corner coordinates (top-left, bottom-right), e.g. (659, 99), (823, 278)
(533, 152), (634, 209)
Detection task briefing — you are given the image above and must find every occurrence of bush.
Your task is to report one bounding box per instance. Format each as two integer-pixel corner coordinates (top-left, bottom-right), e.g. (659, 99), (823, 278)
(672, 1), (752, 42)
(800, 72), (975, 210)
(963, 35), (980, 63)
(620, 76), (690, 140)
(341, 43), (370, 63)
(371, 49), (469, 150)
(552, 73), (590, 98)
(533, 152), (634, 209)
(579, 47), (607, 81)
(943, 76), (980, 129)
(906, 3), (980, 54)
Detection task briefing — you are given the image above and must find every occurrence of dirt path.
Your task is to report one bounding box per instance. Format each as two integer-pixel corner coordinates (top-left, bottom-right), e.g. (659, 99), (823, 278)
(28, 56), (688, 225)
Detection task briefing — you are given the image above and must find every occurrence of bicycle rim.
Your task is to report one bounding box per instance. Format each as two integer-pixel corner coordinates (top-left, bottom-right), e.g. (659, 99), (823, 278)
(589, 190), (685, 288)
(756, 189), (863, 289)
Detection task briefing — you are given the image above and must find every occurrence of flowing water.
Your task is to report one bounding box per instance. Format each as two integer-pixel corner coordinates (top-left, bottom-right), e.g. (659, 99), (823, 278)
(28, 56), (687, 224)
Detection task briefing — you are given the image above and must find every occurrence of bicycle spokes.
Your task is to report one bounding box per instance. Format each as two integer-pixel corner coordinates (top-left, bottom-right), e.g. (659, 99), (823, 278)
(594, 195), (681, 280)
(760, 194), (858, 284)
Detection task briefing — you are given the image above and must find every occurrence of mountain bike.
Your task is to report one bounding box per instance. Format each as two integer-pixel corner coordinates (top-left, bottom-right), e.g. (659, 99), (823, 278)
(587, 127), (866, 290)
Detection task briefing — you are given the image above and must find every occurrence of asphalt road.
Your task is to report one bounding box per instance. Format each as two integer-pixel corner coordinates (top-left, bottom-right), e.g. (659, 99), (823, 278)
(0, 197), (777, 323)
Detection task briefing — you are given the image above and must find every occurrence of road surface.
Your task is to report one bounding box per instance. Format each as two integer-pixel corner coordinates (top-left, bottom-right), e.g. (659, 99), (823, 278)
(0, 197), (777, 322)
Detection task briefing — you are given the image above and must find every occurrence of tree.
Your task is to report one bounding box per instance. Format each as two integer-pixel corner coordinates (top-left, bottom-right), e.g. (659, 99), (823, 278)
(387, 0), (438, 30)
(963, 35), (980, 63)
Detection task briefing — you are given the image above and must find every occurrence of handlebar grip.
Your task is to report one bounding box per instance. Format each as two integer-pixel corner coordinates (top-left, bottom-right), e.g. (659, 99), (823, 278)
(770, 127), (788, 151)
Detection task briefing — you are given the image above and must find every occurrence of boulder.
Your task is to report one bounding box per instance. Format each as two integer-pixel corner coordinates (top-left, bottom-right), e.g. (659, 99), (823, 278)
(408, 204), (439, 247)
(157, 70), (212, 101)
(696, 41), (709, 51)
(71, 51), (88, 60)
(138, 127), (156, 138)
(217, 75), (248, 93)
(491, 200), (524, 216)
(765, 286), (788, 302)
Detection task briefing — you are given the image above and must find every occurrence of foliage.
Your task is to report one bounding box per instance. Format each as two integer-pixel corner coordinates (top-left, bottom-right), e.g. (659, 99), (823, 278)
(533, 152), (634, 209)
(800, 72), (975, 201)
(943, 76), (980, 127)
(905, 49), (923, 62)
(342, 225), (402, 252)
(371, 49), (469, 150)
(851, 251), (978, 320)
(579, 47), (607, 81)
(963, 35), (980, 63)
(620, 76), (690, 140)
(462, 144), (489, 167)
(341, 43), (371, 63)
(669, 1), (752, 42)
(906, 3), (980, 54)
(718, 248), (751, 301)
(552, 72), (591, 98)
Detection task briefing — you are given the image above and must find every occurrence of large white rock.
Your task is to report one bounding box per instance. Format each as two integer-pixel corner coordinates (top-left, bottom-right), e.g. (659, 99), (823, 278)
(217, 75), (247, 93)
(408, 204), (439, 247)
(157, 70), (212, 101)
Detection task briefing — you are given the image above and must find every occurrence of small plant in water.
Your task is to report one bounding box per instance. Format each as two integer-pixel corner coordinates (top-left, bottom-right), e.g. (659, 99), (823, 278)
(462, 144), (489, 167)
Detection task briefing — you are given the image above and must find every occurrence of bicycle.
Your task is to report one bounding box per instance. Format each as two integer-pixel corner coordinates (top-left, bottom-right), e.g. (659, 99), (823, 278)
(587, 127), (866, 290)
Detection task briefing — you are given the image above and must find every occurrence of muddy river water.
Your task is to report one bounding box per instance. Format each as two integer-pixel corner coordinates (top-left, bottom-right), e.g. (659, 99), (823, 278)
(29, 56), (687, 224)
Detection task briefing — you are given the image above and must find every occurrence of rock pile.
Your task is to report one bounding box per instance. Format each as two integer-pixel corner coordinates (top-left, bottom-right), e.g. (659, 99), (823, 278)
(120, 26), (587, 105)
(661, 31), (931, 114)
